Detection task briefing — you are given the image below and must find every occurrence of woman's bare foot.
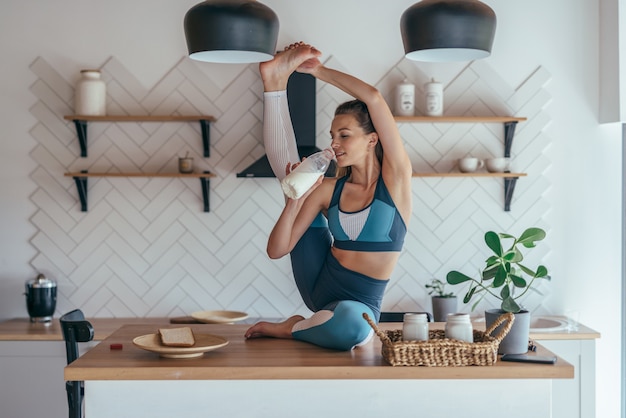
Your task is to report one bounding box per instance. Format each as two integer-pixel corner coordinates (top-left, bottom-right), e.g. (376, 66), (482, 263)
(260, 42), (321, 91)
(244, 315), (305, 339)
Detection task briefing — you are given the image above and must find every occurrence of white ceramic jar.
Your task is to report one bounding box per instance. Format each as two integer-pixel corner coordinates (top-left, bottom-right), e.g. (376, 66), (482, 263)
(445, 313), (473, 342)
(424, 78), (443, 116)
(395, 79), (415, 116)
(402, 313), (429, 341)
(75, 69), (106, 116)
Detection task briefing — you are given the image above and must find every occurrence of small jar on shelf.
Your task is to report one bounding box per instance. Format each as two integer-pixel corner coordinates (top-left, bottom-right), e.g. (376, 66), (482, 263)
(75, 69), (106, 116)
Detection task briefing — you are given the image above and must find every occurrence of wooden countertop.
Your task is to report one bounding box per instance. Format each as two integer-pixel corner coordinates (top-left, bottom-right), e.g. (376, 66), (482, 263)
(64, 322), (574, 381)
(0, 317), (169, 341)
(0, 316), (601, 342)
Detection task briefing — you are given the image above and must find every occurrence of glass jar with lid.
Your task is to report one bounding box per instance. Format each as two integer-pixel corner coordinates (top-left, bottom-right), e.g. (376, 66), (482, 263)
(402, 312), (429, 341)
(445, 313), (473, 342)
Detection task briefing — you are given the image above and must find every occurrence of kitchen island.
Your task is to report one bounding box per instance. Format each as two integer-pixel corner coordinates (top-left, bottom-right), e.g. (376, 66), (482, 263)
(0, 316), (599, 418)
(66, 322), (574, 418)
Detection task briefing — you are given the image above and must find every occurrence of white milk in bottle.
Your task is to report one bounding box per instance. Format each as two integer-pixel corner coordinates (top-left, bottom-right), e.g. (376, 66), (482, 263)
(281, 148), (335, 199)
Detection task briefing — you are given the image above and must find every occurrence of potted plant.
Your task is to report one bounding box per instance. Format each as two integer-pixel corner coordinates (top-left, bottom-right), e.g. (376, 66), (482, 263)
(446, 227), (550, 354)
(425, 278), (457, 322)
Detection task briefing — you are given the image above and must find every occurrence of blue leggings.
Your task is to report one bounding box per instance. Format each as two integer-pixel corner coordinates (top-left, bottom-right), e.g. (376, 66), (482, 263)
(292, 300), (376, 351)
(289, 215), (387, 351)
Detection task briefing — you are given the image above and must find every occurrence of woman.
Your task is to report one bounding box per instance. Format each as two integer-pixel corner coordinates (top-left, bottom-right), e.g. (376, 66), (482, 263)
(244, 43), (412, 350)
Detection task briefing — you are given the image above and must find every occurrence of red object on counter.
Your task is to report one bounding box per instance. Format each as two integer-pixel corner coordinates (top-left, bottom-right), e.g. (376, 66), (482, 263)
(110, 343), (123, 350)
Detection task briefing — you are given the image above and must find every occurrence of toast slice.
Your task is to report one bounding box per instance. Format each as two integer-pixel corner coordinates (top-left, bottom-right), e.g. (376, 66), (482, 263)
(158, 327), (195, 347)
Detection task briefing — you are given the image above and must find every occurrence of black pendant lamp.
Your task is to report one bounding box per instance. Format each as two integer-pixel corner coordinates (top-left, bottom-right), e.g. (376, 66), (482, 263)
(184, 0), (279, 64)
(400, 0), (496, 62)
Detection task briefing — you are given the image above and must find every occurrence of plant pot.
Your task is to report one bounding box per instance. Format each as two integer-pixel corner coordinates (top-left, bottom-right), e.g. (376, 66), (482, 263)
(431, 296), (457, 322)
(485, 308), (530, 354)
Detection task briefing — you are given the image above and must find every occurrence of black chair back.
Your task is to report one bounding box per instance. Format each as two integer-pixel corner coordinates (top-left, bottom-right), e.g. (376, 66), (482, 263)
(60, 309), (94, 418)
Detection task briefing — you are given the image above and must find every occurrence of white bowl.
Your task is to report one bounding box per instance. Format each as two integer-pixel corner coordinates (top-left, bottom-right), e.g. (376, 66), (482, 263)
(485, 157), (510, 172)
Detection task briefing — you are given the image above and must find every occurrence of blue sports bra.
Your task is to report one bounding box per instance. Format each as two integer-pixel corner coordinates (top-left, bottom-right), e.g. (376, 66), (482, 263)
(327, 175), (407, 252)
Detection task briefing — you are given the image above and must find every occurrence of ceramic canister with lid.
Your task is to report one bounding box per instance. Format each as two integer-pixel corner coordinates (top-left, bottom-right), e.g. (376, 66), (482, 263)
(395, 79), (415, 116)
(403, 312), (429, 341)
(445, 313), (473, 342)
(75, 69), (106, 116)
(424, 78), (443, 116)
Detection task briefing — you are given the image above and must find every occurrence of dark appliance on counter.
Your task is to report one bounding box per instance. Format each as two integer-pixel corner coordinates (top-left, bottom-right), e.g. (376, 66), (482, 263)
(237, 71), (336, 177)
(24, 274), (57, 323)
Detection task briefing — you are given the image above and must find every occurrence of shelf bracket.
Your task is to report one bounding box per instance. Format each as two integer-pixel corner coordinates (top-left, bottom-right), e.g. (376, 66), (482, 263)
(72, 120), (89, 157)
(503, 121), (518, 158)
(68, 117), (212, 158)
(200, 172), (211, 212)
(504, 176), (519, 212)
(200, 120), (210, 158)
(72, 170), (89, 212)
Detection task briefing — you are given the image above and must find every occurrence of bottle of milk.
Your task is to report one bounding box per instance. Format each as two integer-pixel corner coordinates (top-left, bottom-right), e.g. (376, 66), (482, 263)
(281, 148), (335, 199)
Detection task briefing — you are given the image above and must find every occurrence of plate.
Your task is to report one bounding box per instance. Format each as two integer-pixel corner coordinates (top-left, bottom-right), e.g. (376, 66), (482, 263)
(191, 310), (249, 324)
(132, 333), (229, 358)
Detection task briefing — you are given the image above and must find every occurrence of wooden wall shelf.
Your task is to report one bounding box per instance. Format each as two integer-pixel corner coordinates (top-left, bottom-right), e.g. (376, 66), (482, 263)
(394, 116), (527, 123)
(398, 116), (527, 211)
(63, 115), (217, 213)
(64, 172), (217, 178)
(63, 115), (216, 157)
(64, 171), (216, 213)
(412, 172), (527, 211)
(412, 172), (527, 178)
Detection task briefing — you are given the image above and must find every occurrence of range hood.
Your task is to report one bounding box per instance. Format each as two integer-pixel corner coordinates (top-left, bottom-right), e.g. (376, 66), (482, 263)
(237, 72), (335, 177)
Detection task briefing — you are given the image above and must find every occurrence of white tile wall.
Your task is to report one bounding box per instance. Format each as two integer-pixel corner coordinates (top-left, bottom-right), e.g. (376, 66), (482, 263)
(27, 56), (551, 319)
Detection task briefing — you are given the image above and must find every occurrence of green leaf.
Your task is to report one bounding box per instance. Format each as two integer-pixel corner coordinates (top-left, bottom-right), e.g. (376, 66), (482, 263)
(484, 231), (502, 256)
(517, 227), (546, 248)
(502, 250), (523, 264)
(510, 274), (527, 288)
(463, 286), (476, 304)
(482, 265), (498, 281)
(493, 265), (507, 287)
(536, 265), (549, 278)
(500, 285), (510, 299)
(502, 250), (518, 262)
(485, 255), (499, 267)
(501, 297), (521, 313)
(447, 271), (473, 285)
(499, 233), (516, 240)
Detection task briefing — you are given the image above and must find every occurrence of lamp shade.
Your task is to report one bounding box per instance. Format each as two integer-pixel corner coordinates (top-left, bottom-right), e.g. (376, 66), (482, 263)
(184, 0), (279, 64)
(400, 0), (496, 62)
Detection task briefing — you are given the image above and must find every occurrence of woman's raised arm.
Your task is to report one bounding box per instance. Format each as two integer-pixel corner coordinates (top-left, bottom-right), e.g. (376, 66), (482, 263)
(306, 65), (411, 178)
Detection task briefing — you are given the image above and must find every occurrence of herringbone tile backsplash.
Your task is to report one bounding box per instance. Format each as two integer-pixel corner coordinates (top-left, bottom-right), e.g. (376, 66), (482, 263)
(28, 56), (551, 319)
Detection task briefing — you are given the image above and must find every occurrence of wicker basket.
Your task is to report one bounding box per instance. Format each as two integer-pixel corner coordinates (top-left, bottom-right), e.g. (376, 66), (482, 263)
(363, 312), (514, 367)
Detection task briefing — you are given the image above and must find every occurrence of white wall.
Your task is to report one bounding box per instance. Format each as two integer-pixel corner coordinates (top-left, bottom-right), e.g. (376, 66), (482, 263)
(0, 1), (621, 417)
